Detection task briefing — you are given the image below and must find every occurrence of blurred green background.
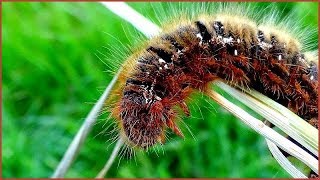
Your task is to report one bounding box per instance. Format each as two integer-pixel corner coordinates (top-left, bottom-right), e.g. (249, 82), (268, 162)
(2, 2), (318, 178)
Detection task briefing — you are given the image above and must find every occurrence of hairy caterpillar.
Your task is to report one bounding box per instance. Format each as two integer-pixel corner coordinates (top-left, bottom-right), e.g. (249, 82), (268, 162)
(107, 3), (318, 151)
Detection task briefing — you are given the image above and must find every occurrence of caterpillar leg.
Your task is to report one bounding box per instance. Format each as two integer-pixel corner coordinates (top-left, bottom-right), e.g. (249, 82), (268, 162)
(178, 101), (190, 117)
(166, 118), (184, 138)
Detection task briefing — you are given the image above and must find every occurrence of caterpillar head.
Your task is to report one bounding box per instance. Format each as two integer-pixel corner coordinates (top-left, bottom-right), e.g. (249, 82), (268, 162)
(119, 88), (185, 149)
(119, 91), (168, 149)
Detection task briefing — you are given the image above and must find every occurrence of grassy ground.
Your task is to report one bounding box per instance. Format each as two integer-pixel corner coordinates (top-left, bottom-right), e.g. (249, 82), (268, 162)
(2, 2), (318, 178)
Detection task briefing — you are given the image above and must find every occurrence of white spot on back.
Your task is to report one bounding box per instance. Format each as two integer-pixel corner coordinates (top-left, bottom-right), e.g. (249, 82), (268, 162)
(234, 49), (238, 56)
(196, 33), (203, 40)
(158, 58), (166, 64)
(237, 38), (240, 43)
(278, 55), (282, 60)
(196, 33), (203, 45)
(259, 42), (272, 49)
(310, 75), (314, 80)
(223, 36), (233, 44)
(155, 96), (162, 101)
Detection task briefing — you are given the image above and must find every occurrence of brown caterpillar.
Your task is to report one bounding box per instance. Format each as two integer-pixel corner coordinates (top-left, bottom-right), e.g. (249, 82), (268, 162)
(108, 4), (318, 150)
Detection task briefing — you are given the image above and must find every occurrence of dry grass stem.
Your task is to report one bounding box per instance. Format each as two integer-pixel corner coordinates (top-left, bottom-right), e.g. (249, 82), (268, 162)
(266, 139), (307, 178)
(52, 71), (121, 178)
(215, 81), (318, 157)
(96, 138), (124, 178)
(206, 89), (318, 173)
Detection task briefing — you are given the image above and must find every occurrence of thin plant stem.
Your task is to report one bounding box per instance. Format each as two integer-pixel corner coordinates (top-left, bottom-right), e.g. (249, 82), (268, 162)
(266, 139), (307, 178)
(52, 71), (121, 178)
(215, 81), (318, 156)
(96, 138), (124, 178)
(100, 2), (160, 38)
(206, 90), (318, 173)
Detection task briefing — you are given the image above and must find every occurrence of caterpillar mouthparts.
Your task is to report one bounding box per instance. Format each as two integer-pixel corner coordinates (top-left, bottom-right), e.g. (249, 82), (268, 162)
(111, 6), (318, 149)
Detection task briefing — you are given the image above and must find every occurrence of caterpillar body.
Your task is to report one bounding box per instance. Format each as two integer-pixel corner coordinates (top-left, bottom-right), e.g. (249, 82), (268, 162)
(108, 4), (318, 149)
